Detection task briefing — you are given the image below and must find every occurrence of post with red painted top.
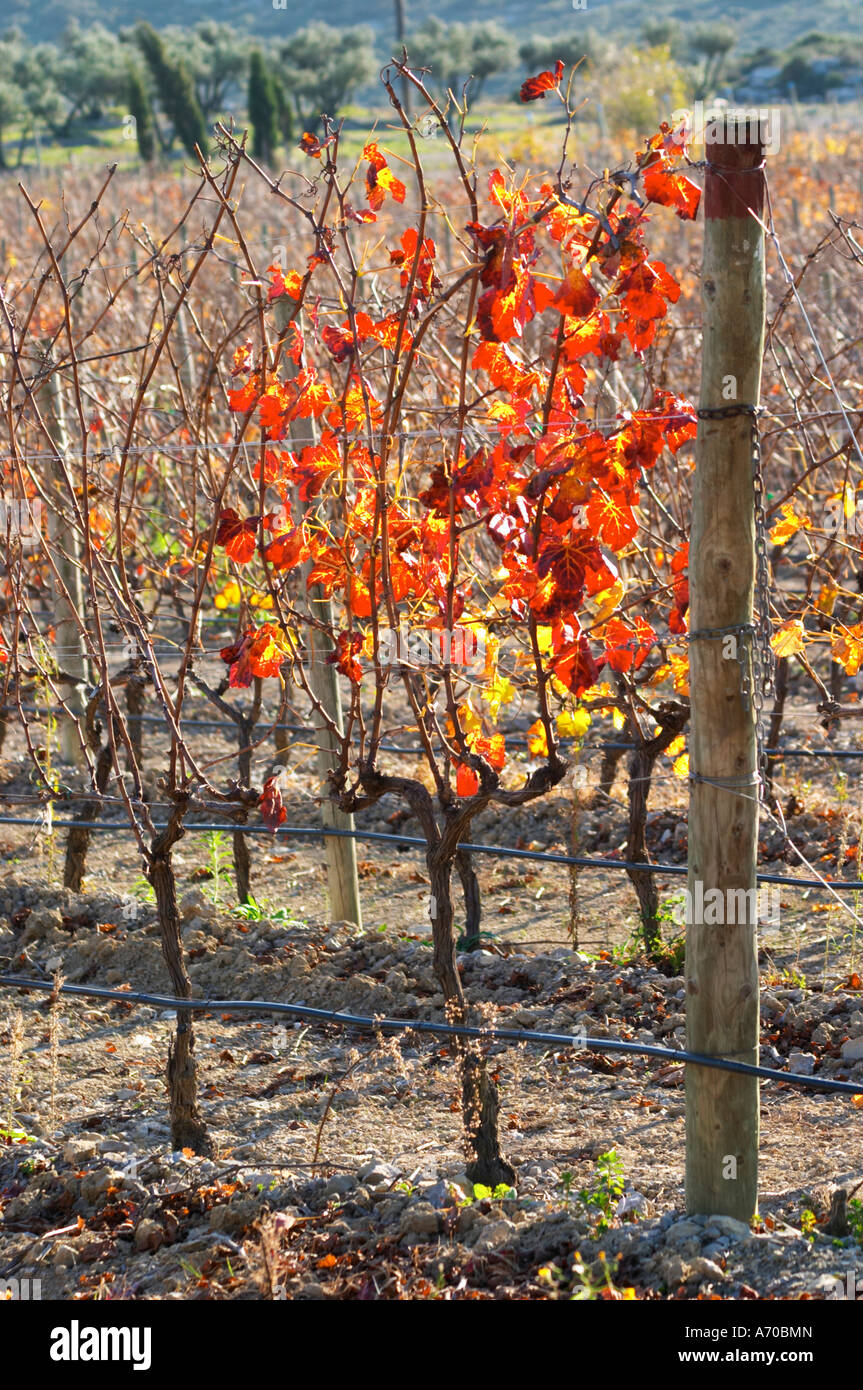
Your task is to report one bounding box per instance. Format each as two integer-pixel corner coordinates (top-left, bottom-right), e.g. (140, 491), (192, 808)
(686, 117), (767, 1219)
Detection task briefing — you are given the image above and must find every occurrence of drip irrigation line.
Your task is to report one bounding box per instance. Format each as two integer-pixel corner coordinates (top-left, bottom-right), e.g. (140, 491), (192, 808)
(1, 812), (863, 892)
(1, 975), (860, 1097)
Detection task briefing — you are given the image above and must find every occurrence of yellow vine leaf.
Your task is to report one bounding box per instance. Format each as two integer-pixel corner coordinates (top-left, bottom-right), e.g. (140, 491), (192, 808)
(483, 674), (515, 718)
(557, 708), (591, 739)
(771, 619), (806, 659)
(214, 579), (241, 609)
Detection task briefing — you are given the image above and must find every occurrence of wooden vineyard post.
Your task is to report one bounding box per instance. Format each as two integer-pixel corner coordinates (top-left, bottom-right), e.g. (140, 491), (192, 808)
(685, 117), (767, 1219)
(304, 580), (364, 928)
(272, 300), (363, 929)
(39, 358), (88, 765)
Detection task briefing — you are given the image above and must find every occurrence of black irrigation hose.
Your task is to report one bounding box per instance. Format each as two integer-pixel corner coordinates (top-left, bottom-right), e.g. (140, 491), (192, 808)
(1, 975), (860, 1097)
(13, 704), (863, 758)
(1, 813), (862, 892)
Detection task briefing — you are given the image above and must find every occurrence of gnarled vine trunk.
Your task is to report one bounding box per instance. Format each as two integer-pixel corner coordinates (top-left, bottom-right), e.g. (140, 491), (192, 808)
(147, 813), (212, 1155)
(428, 851), (514, 1188)
(455, 848), (481, 952)
(125, 672), (146, 771)
(624, 704), (689, 955)
(233, 820), (252, 904)
(64, 740), (113, 892)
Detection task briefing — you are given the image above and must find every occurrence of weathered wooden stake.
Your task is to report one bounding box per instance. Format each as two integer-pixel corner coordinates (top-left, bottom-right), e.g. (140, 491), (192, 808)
(305, 589), (364, 927)
(39, 360), (88, 765)
(686, 118), (766, 1219)
(274, 302), (363, 929)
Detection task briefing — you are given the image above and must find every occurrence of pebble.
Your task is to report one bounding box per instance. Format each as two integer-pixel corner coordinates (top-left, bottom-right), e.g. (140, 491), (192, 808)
(357, 1160), (401, 1188)
(421, 1180), (466, 1209)
(133, 1219), (166, 1252)
(688, 1256), (727, 1283)
(471, 1218), (518, 1253)
(63, 1139), (97, 1165)
(788, 1050), (817, 1076)
(618, 1191), (649, 1216)
(399, 1202), (441, 1238)
(705, 1215), (753, 1242)
(324, 1175), (356, 1198)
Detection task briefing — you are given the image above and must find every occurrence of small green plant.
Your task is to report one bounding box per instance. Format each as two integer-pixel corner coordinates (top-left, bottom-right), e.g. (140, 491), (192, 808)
(0, 1126), (37, 1144)
(231, 896), (301, 924)
(607, 930), (642, 965)
(537, 1251), (635, 1300)
(775, 965), (806, 990)
(650, 933), (686, 974)
(474, 1182), (516, 1201)
(847, 1197), (863, 1244)
(800, 1206), (818, 1240)
(458, 1181), (517, 1207)
(132, 875), (156, 905)
(202, 831), (231, 905)
(578, 1149), (625, 1232)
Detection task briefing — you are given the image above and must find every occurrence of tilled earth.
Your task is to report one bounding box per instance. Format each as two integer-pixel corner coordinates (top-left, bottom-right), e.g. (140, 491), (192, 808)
(2, 872), (863, 1301)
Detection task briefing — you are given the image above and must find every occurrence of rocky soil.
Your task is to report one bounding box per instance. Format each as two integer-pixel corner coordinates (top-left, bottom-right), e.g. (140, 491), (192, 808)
(2, 872), (863, 1301)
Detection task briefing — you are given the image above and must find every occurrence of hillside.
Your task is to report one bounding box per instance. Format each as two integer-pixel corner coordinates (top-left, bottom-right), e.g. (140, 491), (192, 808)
(6, 0), (863, 51)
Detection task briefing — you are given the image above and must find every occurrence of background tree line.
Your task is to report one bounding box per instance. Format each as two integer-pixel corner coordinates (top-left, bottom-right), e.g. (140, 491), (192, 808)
(0, 11), (853, 172)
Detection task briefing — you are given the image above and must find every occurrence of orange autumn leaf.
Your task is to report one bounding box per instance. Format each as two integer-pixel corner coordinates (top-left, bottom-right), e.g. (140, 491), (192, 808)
(642, 159), (701, 221)
(259, 776), (287, 832)
(769, 502), (811, 546)
(832, 623), (863, 676)
(586, 491), (639, 549)
(520, 59), (564, 102)
(364, 142), (406, 210)
(552, 266), (600, 318)
(329, 631), (364, 683)
(215, 508), (259, 565)
(456, 763), (479, 797)
(469, 732), (506, 770)
(526, 719), (549, 757)
(268, 266), (302, 302)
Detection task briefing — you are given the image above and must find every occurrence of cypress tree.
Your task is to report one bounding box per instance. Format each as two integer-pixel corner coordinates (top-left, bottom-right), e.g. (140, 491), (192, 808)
(135, 23), (207, 159)
(248, 50), (279, 163)
(272, 72), (294, 146)
(127, 64), (156, 163)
